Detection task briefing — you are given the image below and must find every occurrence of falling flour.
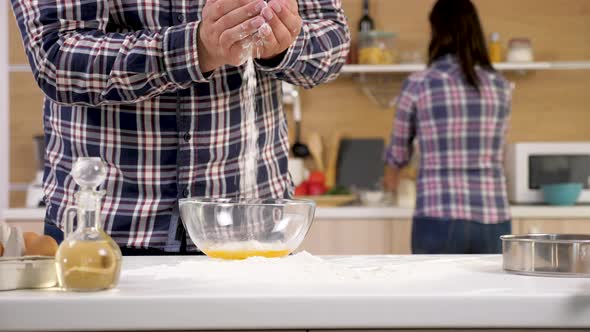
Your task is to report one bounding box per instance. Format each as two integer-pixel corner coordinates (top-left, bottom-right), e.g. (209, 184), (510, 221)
(240, 57), (259, 199)
(239, 16), (271, 199)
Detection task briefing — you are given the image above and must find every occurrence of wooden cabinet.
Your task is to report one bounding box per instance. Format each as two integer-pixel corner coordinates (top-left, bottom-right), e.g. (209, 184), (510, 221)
(513, 218), (590, 235)
(391, 219), (412, 254)
(300, 219), (413, 255)
(300, 219), (394, 255)
(5, 220), (43, 233)
(308, 330), (586, 332)
(301, 217), (590, 256)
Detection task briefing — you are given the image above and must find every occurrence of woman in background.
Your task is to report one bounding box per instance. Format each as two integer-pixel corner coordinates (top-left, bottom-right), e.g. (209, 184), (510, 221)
(384, 0), (512, 254)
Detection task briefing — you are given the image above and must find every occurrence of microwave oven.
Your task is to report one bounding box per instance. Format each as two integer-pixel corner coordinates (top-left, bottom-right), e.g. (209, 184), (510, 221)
(505, 142), (590, 204)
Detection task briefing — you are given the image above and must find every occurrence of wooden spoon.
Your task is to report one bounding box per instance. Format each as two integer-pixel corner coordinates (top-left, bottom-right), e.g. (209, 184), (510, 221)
(307, 132), (324, 172)
(325, 131), (342, 189)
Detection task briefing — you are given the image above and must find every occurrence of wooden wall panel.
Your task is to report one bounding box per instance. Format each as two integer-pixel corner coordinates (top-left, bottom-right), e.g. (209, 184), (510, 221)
(10, 73), (44, 186)
(8, 6), (26, 65)
(344, 0), (590, 60)
(6, 0), (590, 207)
(296, 0), (590, 163)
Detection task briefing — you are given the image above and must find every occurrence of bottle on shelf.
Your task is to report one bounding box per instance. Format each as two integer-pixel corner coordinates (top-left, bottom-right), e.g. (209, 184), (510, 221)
(358, 0), (374, 33)
(489, 32), (502, 63)
(357, 0), (376, 65)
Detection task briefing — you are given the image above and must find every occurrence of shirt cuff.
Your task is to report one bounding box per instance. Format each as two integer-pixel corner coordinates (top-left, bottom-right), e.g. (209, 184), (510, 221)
(385, 148), (409, 169)
(163, 21), (211, 86)
(255, 24), (309, 72)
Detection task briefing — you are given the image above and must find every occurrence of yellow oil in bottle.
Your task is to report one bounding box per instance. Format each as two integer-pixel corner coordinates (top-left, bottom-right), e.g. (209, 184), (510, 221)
(57, 157), (122, 292)
(489, 32), (502, 63)
(55, 238), (121, 291)
(203, 249), (291, 260)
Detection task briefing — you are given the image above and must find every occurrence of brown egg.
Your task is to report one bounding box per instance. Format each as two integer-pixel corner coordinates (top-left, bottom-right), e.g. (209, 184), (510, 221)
(23, 232), (39, 250)
(0, 242), (4, 256)
(25, 235), (58, 257)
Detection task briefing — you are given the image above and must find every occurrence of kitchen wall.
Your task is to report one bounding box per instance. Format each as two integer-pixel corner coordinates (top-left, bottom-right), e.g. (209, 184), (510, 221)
(6, 0), (590, 206)
(292, 0), (590, 153)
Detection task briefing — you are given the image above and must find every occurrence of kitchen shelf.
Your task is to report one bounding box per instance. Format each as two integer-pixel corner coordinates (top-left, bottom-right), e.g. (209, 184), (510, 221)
(341, 61), (590, 74)
(341, 61), (590, 108)
(8, 64), (30, 73)
(2, 208), (45, 220)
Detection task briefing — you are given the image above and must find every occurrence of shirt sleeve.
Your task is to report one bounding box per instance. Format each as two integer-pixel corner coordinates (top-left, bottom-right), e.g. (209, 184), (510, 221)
(11, 0), (210, 107)
(255, 0), (350, 89)
(385, 78), (418, 168)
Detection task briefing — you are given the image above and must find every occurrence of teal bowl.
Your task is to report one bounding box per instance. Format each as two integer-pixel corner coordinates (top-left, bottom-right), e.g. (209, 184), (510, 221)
(541, 183), (583, 206)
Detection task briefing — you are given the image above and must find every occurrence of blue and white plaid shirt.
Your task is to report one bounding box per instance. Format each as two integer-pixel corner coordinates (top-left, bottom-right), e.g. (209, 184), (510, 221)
(11, 0), (350, 250)
(386, 55), (512, 224)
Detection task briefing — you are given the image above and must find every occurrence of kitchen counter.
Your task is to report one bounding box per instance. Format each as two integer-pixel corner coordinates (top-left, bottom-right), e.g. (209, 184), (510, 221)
(5, 205), (590, 222)
(315, 205), (590, 220)
(2, 255), (590, 331)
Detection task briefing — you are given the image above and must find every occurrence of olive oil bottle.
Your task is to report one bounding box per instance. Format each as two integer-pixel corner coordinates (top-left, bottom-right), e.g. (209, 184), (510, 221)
(55, 158), (122, 292)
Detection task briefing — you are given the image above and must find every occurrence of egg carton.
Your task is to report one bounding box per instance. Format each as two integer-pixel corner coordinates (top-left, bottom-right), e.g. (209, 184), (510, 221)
(1, 221), (26, 257)
(0, 222), (57, 291)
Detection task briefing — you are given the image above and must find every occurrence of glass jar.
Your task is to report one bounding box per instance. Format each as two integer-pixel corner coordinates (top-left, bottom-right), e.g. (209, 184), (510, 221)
(55, 158), (122, 292)
(358, 31), (397, 65)
(507, 38), (534, 63)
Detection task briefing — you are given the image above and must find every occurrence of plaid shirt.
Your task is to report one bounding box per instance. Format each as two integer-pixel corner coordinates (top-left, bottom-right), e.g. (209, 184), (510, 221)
(11, 0), (349, 250)
(386, 55), (512, 224)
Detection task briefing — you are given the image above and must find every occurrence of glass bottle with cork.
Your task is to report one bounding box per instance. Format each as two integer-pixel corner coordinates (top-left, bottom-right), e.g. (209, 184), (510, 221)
(55, 157), (122, 292)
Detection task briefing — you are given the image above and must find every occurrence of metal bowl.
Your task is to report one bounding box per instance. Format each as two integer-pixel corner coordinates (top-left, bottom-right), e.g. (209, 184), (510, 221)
(0, 256), (57, 291)
(501, 234), (590, 277)
(179, 198), (315, 260)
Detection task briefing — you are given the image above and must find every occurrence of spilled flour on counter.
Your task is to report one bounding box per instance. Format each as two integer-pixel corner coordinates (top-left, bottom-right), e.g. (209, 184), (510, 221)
(123, 251), (402, 284)
(122, 253), (493, 285)
(123, 255), (501, 291)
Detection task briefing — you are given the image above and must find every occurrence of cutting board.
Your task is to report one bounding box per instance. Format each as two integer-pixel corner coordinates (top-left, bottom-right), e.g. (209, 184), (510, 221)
(336, 138), (385, 190)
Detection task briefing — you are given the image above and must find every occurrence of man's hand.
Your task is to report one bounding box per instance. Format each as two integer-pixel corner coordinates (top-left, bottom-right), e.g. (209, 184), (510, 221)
(383, 166), (400, 193)
(256, 0), (303, 60)
(198, 0), (268, 72)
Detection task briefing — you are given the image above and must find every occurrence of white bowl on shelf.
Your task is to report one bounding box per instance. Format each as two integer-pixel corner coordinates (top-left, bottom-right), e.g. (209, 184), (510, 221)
(358, 190), (392, 207)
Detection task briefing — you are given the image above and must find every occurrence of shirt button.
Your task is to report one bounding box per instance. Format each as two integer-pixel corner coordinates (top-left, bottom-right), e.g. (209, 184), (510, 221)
(177, 14), (185, 23)
(183, 132), (192, 142)
(183, 188), (190, 198)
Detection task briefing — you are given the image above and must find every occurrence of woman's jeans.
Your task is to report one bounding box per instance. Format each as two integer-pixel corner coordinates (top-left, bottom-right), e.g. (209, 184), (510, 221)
(412, 216), (511, 254)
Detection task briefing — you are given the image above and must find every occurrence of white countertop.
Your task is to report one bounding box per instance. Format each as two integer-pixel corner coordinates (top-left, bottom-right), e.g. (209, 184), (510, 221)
(2, 255), (590, 331)
(6, 205), (590, 222)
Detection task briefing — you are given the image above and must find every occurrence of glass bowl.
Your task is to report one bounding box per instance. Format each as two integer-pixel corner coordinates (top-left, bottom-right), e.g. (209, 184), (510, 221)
(178, 198), (316, 259)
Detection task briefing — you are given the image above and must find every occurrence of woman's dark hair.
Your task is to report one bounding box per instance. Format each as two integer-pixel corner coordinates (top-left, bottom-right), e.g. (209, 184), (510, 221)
(428, 0), (494, 89)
